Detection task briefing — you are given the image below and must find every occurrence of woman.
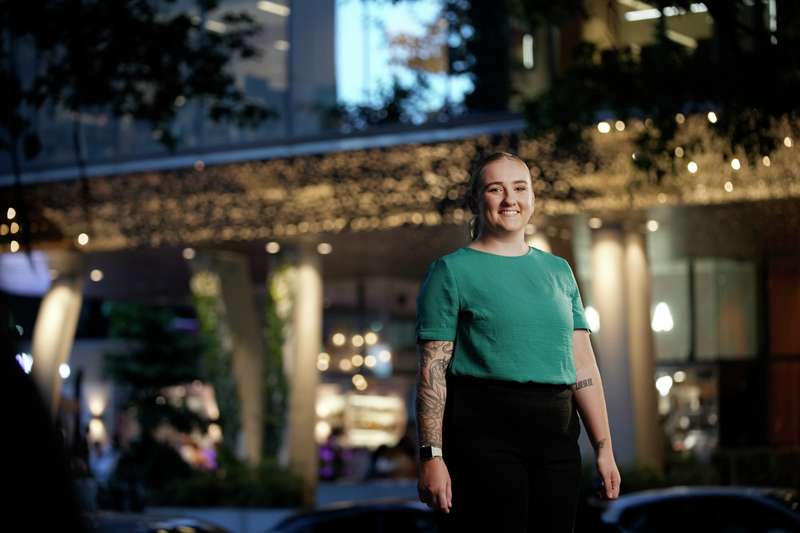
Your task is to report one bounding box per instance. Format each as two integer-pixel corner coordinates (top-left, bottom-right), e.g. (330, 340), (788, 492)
(415, 151), (620, 532)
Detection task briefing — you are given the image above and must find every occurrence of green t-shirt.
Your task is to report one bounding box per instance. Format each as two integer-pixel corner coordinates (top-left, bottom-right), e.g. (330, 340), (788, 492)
(415, 246), (591, 385)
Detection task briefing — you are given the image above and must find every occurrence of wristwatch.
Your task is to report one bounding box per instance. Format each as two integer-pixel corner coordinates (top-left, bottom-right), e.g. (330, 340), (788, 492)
(419, 445), (443, 461)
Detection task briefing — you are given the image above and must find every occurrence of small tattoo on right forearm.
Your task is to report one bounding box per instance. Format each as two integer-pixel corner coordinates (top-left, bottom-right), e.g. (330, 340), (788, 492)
(576, 378), (593, 391)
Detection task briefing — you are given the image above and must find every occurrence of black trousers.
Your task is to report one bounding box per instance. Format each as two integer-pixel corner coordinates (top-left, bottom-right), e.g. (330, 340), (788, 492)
(436, 375), (582, 533)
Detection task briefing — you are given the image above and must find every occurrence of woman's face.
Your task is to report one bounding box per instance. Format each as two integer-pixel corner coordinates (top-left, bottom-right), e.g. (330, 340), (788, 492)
(478, 157), (534, 237)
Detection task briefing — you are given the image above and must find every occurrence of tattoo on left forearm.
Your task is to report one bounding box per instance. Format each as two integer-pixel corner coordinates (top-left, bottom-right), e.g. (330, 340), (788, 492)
(576, 378), (593, 391)
(595, 438), (607, 451)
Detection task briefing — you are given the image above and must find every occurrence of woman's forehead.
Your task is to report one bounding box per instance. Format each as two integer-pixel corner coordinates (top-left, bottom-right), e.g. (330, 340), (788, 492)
(481, 158), (530, 184)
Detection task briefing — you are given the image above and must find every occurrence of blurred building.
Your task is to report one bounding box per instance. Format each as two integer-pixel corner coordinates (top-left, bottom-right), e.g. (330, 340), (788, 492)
(1, 0), (799, 499)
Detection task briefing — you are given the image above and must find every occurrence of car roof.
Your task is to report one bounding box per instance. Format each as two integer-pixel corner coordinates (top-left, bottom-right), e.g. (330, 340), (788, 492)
(271, 498), (430, 529)
(602, 486), (799, 522)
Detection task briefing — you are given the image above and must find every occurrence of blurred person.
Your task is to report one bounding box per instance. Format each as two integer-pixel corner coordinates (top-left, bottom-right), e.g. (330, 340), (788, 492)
(414, 152), (621, 532)
(0, 294), (91, 532)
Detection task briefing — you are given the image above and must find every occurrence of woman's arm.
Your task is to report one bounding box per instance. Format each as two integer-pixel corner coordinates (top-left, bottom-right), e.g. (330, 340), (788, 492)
(572, 329), (621, 499)
(416, 340), (454, 513)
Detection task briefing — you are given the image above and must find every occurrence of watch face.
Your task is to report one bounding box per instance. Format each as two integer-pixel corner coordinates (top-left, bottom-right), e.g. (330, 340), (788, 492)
(420, 446), (433, 459)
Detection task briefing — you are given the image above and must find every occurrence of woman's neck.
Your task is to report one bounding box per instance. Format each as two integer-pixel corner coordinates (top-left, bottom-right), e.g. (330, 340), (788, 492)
(469, 233), (529, 255)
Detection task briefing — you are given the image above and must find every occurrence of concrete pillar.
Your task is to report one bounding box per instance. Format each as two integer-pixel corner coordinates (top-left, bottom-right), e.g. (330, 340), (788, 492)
(31, 252), (85, 415)
(624, 230), (664, 470)
(285, 243), (322, 507)
(590, 225), (663, 469)
(590, 226), (637, 466)
(192, 251), (265, 465)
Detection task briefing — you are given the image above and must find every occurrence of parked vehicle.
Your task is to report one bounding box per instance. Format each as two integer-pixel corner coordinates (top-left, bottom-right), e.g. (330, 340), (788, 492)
(600, 486), (800, 533)
(87, 511), (232, 533)
(267, 499), (438, 533)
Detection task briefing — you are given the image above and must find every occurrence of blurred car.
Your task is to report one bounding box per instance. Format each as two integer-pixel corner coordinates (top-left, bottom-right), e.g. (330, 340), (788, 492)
(267, 498), (438, 533)
(87, 511), (232, 533)
(600, 486), (800, 533)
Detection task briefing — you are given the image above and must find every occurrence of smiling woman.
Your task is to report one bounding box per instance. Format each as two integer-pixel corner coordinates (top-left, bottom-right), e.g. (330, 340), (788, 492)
(414, 151), (620, 532)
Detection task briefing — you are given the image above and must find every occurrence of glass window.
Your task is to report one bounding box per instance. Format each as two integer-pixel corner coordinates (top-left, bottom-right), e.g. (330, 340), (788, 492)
(650, 260), (691, 362)
(694, 258), (758, 360)
(334, 0), (472, 126)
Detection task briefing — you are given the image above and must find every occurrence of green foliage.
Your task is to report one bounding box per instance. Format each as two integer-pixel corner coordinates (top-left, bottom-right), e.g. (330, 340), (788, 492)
(103, 302), (208, 438)
(522, 1), (800, 184)
(192, 288), (240, 453)
(149, 456), (305, 508)
(263, 265), (290, 459)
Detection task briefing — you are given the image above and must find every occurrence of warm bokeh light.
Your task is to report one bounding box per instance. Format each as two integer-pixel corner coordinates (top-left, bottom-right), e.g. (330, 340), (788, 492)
(90, 269), (104, 282)
(332, 332), (345, 346)
(266, 241), (280, 254)
(182, 247), (196, 260)
(352, 334), (364, 347)
(77, 233), (90, 246)
(585, 306), (600, 332)
(651, 302), (674, 332)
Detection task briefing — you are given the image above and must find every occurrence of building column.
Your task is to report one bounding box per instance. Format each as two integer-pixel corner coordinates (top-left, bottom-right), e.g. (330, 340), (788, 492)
(590, 224), (662, 469)
(284, 243), (322, 507)
(191, 251), (265, 465)
(31, 251), (85, 415)
(624, 230), (664, 470)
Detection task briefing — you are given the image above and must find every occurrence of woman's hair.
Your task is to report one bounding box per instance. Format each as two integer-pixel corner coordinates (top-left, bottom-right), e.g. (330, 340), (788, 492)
(464, 151), (531, 241)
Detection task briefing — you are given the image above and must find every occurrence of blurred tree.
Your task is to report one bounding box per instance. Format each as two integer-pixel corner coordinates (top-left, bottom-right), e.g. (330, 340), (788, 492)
(103, 302), (208, 498)
(520, 0), (800, 185)
(0, 0), (274, 249)
(103, 303), (207, 435)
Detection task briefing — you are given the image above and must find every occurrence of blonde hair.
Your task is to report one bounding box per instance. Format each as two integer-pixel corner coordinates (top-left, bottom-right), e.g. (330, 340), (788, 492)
(464, 151), (531, 241)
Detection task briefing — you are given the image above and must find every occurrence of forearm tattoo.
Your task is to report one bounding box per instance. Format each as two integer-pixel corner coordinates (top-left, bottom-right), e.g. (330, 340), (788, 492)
(415, 340), (453, 447)
(595, 438), (607, 451)
(576, 378), (594, 391)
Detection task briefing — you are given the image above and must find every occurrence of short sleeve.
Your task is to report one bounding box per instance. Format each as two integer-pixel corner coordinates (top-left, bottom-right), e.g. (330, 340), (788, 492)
(415, 258), (459, 342)
(563, 260), (591, 331)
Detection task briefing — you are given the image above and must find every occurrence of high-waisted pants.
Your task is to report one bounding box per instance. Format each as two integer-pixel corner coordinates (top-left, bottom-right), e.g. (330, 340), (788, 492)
(435, 375), (582, 533)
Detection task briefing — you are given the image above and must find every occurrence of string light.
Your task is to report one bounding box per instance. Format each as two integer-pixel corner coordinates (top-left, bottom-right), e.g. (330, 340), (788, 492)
(6, 207), (15, 220)
(5, 116), (798, 251)
(77, 233), (90, 246)
(597, 122), (611, 133)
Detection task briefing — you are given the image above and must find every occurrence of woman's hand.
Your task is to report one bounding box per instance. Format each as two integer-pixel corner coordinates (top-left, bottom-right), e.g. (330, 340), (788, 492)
(418, 458), (452, 513)
(596, 447), (621, 500)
